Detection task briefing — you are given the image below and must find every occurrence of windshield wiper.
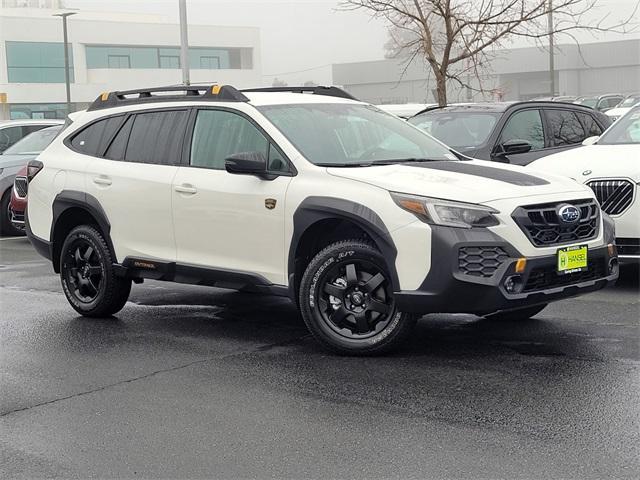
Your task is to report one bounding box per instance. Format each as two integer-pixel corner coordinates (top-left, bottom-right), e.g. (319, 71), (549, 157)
(316, 158), (446, 168)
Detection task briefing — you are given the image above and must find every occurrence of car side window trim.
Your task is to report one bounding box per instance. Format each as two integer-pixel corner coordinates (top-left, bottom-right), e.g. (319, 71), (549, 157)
(184, 106), (297, 177)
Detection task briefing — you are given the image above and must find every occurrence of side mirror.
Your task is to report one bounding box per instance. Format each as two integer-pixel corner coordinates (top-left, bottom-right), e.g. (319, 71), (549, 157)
(582, 136), (599, 146)
(495, 139), (532, 157)
(225, 151), (274, 180)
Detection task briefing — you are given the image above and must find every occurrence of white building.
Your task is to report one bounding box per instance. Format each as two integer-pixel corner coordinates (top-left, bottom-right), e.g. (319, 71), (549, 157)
(0, 1), (261, 119)
(332, 39), (640, 105)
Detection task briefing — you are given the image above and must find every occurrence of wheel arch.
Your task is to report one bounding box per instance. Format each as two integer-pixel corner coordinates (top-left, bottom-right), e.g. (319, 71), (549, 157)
(51, 191), (114, 273)
(288, 197), (399, 299)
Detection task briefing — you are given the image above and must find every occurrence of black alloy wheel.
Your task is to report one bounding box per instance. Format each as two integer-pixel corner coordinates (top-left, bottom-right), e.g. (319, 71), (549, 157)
(318, 259), (394, 339)
(63, 239), (104, 303)
(299, 239), (416, 355)
(60, 225), (131, 317)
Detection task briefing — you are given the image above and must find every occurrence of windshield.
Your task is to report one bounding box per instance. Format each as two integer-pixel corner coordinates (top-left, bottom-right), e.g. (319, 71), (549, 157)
(408, 111), (500, 149)
(576, 98), (598, 108)
(619, 96), (640, 108)
(597, 107), (640, 145)
(3, 126), (62, 155)
(258, 103), (453, 166)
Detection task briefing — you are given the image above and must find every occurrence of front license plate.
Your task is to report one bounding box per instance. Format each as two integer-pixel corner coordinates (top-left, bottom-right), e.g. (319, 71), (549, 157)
(557, 245), (588, 274)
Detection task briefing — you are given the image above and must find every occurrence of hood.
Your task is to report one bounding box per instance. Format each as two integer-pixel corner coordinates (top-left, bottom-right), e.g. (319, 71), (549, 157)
(527, 144), (640, 183)
(0, 153), (37, 170)
(327, 159), (588, 204)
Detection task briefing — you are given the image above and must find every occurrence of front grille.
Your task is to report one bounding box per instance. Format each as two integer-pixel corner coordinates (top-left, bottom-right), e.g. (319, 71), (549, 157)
(587, 179), (634, 215)
(616, 237), (640, 256)
(458, 246), (509, 278)
(523, 258), (607, 292)
(14, 176), (27, 198)
(512, 198), (599, 247)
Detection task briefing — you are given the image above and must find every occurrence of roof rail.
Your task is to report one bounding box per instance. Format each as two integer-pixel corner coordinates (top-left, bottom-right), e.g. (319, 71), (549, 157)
(241, 86), (358, 101)
(87, 84), (249, 111)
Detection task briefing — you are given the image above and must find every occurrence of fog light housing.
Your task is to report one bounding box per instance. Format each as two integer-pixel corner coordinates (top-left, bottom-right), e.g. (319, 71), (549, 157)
(504, 275), (524, 294)
(608, 258), (619, 276)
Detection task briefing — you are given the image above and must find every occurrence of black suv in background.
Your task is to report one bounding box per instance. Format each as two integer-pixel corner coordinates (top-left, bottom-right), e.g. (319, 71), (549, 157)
(408, 101), (612, 165)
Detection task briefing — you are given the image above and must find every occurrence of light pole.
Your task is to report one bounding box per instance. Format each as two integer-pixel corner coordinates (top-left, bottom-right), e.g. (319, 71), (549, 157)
(53, 11), (77, 116)
(179, 0), (190, 86)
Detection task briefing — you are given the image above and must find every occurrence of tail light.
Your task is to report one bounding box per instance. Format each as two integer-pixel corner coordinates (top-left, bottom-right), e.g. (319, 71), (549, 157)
(26, 160), (44, 182)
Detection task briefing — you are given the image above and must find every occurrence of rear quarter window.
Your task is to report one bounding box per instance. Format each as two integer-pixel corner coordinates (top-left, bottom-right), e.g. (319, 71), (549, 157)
(70, 116), (125, 156)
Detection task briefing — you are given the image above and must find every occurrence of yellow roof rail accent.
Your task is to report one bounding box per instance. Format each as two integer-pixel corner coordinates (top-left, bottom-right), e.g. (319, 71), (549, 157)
(100, 92), (110, 101)
(211, 85), (222, 95)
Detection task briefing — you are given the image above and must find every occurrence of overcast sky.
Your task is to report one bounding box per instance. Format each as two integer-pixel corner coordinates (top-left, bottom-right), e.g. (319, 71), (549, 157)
(66, 0), (638, 85)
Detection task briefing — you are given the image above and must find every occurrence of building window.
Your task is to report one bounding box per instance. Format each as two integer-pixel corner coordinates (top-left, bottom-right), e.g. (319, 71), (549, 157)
(108, 55), (131, 69)
(9, 103), (69, 119)
(159, 55), (180, 69)
(199, 56), (220, 69)
(85, 45), (249, 70)
(6, 41), (74, 83)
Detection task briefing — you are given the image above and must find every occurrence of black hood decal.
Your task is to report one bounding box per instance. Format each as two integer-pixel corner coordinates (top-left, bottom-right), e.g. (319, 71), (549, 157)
(408, 161), (549, 186)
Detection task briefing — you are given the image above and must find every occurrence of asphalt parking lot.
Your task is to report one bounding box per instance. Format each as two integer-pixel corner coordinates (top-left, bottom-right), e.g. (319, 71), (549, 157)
(1, 235), (638, 479)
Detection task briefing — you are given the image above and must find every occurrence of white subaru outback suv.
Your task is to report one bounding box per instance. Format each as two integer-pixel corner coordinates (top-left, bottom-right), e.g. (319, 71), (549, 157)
(25, 85), (619, 355)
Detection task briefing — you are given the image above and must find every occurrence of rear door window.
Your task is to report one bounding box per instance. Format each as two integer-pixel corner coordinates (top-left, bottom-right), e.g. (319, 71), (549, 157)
(546, 109), (586, 146)
(71, 116), (125, 156)
(499, 109), (545, 150)
(124, 110), (189, 165)
(575, 112), (603, 137)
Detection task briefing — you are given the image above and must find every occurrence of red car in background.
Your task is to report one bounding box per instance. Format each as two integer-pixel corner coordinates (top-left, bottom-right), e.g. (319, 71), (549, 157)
(9, 165), (27, 231)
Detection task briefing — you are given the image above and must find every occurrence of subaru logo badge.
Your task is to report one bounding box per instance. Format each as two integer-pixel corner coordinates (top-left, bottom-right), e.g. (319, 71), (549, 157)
(557, 204), (581, 224)
(582, 170), (592, 176)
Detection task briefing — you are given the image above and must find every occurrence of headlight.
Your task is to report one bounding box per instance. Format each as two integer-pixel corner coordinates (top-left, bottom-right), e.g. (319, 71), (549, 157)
(390, 192), (500, 228)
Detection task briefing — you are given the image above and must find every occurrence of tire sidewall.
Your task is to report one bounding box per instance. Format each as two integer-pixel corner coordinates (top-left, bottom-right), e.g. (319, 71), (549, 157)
(60, 227), (109, 314)
(300, 241), (409, 354)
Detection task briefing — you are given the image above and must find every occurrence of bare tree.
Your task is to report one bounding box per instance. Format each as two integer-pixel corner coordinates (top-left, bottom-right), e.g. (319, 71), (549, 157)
(340, 0), (638, 106)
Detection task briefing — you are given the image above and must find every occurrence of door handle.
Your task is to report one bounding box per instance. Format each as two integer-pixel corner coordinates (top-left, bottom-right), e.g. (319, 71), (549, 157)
(93, 176), (112, 186)
(174, 184), (197, 195)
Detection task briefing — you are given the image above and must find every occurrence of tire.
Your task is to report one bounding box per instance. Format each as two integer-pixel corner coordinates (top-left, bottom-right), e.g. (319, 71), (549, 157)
(298, 239), (416, 356)
(59, 225), (131, 317)
(0, 189), (24, 237)
(484, 304), (548, 321)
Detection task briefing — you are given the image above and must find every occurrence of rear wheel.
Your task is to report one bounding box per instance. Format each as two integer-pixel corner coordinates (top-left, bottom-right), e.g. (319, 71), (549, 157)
(299, 239), (416, 355)
(60, 225), (131, 317)
(485, 304), (548, 321)
(0, 189), (24, 237)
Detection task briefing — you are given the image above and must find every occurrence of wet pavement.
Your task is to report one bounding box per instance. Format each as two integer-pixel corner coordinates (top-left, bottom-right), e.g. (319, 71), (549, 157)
(1, 236), (639, 479)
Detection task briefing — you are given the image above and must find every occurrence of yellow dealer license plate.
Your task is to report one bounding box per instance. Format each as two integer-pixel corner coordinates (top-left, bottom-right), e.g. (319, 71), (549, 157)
(557, 245), (588, 274)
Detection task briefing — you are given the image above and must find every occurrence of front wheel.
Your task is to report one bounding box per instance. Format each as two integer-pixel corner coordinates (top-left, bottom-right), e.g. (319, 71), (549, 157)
(484, 304), (548, 321)
(60, 225), (131, 317)
(298, 239), (416, 355)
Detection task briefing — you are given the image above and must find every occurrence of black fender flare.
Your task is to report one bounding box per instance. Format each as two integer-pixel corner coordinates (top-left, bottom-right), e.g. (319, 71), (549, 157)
(288, 196), (399, 294)
(50, 190), (115, 270)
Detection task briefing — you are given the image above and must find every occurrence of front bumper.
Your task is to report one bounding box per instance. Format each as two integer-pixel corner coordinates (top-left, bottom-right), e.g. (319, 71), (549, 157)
(615, 237), (640, 264)
(394, 224), (618, 315)
(9, 206), (25, 230)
